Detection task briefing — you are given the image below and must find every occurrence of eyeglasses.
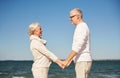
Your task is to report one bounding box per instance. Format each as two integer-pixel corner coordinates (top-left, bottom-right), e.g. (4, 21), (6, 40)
(70, 15), (77, 19)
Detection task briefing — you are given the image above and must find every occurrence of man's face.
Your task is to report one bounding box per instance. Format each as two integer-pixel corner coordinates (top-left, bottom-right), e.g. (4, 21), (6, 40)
(69, 11), (78, 25)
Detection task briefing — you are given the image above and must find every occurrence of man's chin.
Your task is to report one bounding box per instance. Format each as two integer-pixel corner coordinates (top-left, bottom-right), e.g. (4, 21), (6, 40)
(40, 35), (42, 37)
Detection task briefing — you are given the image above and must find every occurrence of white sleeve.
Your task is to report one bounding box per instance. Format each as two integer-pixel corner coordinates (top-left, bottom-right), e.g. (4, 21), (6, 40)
(31, 40), (58, 62)
(72, 26), (88, 53)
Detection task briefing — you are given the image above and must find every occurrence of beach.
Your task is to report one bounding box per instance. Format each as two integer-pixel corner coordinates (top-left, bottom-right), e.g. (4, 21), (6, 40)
(0, 60), (120, 78)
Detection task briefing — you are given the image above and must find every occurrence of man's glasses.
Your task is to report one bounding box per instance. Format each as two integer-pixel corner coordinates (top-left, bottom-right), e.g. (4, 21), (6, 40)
(70, 15), (77, 19)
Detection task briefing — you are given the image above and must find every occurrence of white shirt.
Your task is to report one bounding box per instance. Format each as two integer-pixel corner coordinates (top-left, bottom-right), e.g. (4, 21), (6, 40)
(72, 22), (92, 62)
(30, 35), (58, 68)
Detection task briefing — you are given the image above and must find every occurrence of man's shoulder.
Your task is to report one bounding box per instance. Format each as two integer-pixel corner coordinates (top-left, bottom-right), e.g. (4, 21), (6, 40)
(77, 22), (88, 28)
(78, 22), (87, 26)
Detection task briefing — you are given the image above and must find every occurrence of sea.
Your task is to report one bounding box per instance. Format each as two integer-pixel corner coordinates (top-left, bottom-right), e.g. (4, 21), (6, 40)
(0, 60), (120, 78)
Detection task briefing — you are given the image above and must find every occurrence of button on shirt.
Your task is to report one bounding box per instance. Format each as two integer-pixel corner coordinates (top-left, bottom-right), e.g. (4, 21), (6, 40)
(72, 22), (92, 62)
(30, 35), (58, 68)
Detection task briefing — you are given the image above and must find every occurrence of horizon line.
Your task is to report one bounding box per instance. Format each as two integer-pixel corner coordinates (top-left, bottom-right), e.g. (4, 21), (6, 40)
(0, 59), (120, 61)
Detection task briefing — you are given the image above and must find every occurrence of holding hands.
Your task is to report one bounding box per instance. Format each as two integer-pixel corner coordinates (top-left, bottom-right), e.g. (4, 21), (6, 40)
(56, 51), (77, 69)
(56, 59), (71, 69)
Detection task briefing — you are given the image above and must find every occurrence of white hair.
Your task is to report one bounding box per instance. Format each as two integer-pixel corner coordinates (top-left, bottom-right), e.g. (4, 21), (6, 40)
(70, 8), (83, 18)
(28, 22), (40, 36)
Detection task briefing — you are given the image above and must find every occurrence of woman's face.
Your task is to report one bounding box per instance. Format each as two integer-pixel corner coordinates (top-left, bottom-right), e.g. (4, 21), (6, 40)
(34, 25), (43, 37)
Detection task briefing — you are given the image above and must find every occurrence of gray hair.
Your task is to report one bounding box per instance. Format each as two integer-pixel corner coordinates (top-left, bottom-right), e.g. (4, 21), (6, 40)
(70, 8), (83, 18)
(28, 22), (40, 36)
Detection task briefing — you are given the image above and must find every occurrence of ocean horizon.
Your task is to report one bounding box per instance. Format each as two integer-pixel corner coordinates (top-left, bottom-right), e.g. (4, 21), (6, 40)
(0, 60), (120, 78)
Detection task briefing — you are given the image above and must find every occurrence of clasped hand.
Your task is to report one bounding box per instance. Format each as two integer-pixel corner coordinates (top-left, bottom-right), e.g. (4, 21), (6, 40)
(56, 60), (70, 69)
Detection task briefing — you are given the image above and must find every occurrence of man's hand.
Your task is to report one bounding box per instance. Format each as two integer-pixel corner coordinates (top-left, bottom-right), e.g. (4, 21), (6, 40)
(55, 59), (66, 69)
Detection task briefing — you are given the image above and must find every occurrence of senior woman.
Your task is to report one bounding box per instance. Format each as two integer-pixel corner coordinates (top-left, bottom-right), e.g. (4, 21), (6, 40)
(28, 22), (63, 78)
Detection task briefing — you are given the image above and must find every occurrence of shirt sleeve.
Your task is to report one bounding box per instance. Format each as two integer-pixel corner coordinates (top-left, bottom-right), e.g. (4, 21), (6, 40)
(72, 25), (88, 53)
(31, 40), (58, 62)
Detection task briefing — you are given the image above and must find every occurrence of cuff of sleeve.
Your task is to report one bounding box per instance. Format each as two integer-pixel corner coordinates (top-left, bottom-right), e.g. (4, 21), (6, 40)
(53, 57), (58, 62)
(72, 48), (79, 53)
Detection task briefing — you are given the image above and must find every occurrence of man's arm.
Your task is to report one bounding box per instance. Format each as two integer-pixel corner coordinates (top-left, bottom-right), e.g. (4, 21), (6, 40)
(63, 50), (77, 68)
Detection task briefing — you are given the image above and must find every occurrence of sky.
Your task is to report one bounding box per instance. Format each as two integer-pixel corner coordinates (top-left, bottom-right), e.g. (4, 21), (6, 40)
(0, 0), (120, 60)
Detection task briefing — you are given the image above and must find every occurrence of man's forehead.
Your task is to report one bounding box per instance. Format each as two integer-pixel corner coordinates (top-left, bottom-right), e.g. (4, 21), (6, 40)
(70, 11), (78, 15)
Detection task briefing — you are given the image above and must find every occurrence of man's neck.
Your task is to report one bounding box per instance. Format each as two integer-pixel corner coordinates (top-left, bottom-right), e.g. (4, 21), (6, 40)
(76, 19), (83, 26)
